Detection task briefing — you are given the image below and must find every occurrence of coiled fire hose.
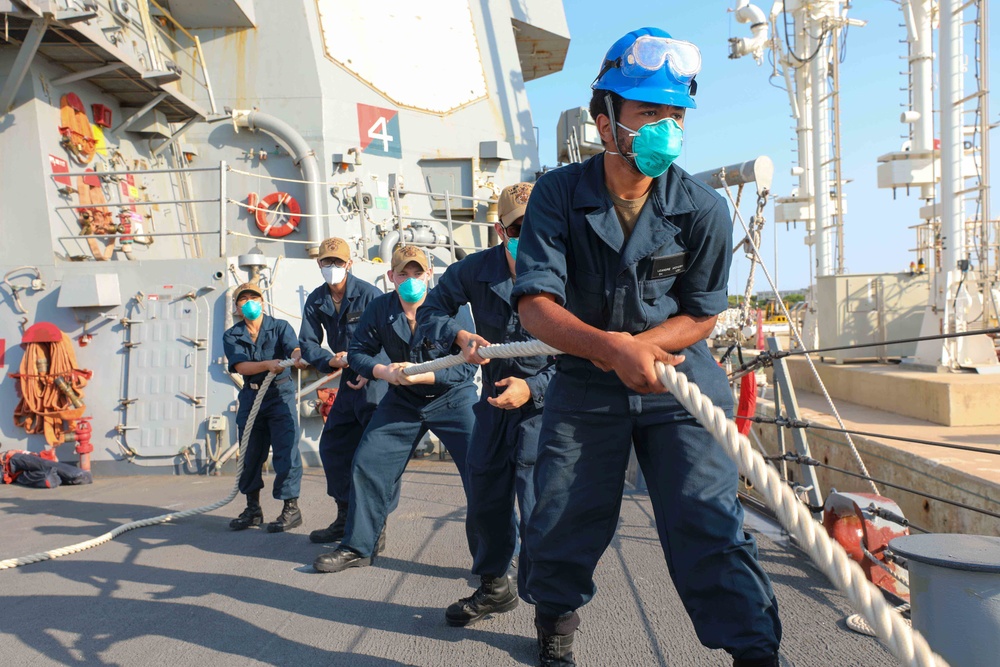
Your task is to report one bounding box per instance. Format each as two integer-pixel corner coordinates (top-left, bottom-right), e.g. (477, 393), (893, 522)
(400, 341), (947, 667)
(0, 361), (338, 570)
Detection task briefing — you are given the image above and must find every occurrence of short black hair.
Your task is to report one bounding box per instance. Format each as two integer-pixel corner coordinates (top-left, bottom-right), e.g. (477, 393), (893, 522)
(588, 89), (623, 125)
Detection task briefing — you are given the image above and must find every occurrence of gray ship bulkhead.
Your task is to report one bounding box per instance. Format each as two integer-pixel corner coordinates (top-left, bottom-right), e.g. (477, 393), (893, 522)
(0, 0), (569, 472)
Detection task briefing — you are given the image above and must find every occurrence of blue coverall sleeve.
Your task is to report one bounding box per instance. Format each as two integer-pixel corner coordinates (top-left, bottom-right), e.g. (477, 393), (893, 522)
(347, 302), (384, 381)
(511, 174), (569, 309)
(676, 196), (733, 317)
(276, 320), (300, 359)
(417, 260), (469, 348)
(223, 328), (249, 373)
(432, 304), (476, 385)
(298, 296), (335, 373)
(523, 358), (556, 408)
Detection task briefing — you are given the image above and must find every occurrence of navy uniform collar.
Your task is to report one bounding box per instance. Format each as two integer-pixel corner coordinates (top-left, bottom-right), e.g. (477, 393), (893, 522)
(479, 244), (514, 305)
(387, 292), (414, 344)
(236, 314), (275, 345)
(478, 245), (513, 284)
(572, 154), (696, 271)
(572, 153), (699, 217)
(318, 273), (361, 317)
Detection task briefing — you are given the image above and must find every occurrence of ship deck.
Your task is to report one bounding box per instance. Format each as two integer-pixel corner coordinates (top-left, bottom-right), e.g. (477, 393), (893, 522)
(0, 461), (894, 666)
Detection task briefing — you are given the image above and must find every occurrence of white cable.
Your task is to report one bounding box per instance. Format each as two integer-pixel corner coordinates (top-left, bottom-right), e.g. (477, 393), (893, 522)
(229, 197), (350, 219)
(402, 340), (945, 667)
(227, 166), (357, 188)
(1, 359), (299, 570)
(225, 230), (316, 245)
(721, 182), (878, 494)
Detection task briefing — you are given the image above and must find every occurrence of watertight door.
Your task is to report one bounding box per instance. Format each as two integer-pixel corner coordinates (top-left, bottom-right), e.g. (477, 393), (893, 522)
(122, 285), (207, 461)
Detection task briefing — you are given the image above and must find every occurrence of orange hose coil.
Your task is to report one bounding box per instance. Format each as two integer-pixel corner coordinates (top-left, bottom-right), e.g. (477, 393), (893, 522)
(10, 332), (93, 448)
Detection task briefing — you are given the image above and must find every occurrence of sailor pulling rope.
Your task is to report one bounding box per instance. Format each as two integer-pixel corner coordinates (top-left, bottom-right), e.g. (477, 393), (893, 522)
(396, 342), (945, 667)
(1, 341), (947, 666)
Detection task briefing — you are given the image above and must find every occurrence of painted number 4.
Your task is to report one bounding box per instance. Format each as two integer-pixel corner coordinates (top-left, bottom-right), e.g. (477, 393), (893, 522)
(368, 116), (394, 152)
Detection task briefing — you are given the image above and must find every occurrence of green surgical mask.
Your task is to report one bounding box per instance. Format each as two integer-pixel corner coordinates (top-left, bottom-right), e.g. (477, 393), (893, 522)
(616, 118), (684, 178)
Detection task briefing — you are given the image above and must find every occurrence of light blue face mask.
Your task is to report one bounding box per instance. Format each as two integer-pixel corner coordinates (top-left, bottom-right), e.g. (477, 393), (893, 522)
(241, 300), (262, 321)
(506, 237), (519, 261)
(617, 117), (684, 178)
(397, 277), (427, 303)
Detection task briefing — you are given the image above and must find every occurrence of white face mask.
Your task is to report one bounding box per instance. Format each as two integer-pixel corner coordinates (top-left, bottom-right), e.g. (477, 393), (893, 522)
(321, 265), (347, 286)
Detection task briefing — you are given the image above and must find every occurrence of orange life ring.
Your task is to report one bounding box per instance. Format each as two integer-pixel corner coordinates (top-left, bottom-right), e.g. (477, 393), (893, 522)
(247, 192), (301, 238)
(736, 372), (757, 436)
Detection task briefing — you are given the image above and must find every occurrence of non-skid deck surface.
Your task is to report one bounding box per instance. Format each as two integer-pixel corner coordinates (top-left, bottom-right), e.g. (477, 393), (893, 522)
(0, 462), (893, 666)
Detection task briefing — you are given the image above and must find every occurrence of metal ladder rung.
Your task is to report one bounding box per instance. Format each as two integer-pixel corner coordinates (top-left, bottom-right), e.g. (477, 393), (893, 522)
(955, 90), (986, 106)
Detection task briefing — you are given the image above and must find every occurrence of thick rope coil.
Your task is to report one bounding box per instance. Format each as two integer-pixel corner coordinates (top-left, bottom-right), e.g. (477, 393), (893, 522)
(0, 359), (297, 570)
(405, 341), (945, 667)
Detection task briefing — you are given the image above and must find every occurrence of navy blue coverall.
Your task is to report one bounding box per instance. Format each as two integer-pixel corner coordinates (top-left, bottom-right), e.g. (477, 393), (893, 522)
(418, 244), (555, 578)
(510, 155), (782, 660)
(344, 290), (479, 559)
(298, 274), (389, 505)
(223, 314), (302, 500)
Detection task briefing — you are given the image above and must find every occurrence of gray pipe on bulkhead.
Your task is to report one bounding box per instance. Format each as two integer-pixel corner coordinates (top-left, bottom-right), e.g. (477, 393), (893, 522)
(231, 109), (323, 254)
(379, 224), (467, 265)
(379, 231), (401, 264)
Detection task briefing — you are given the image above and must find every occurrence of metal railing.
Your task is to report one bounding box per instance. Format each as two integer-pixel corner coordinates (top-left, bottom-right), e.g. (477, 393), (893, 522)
(53, 162), (229, 258)
(389, 184), (499, 264)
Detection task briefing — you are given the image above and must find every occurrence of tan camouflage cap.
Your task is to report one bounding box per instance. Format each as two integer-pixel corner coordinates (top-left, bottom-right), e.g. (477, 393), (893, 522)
(233, 282), (263, 302)
(317, 237), (351, 262)
(391, 245), (430, 273)
(497, 182), (533, 227)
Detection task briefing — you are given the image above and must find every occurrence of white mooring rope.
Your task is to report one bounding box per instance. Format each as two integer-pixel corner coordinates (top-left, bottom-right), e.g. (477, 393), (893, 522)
(402, 342), (946, 667)
(0, 359), (303, 571)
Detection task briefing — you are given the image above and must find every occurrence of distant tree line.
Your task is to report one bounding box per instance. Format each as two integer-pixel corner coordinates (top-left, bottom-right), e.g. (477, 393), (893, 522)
(728, 293), (806, 308)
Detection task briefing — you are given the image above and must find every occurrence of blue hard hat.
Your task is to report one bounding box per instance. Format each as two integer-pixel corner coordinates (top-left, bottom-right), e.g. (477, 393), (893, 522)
(592, 27), (699, 109)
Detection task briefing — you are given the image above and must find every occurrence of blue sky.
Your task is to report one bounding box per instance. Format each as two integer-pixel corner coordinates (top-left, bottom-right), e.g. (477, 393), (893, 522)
(525, 1), (1000, 295)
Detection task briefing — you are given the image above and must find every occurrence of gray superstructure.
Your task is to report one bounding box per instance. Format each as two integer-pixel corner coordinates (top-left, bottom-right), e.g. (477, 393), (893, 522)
(0, 0), (569, 472)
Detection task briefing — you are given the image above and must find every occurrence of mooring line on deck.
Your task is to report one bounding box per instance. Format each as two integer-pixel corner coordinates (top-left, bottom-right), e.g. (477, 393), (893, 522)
(4, 341), (948, 665)
(0, 359), (305, 570)
(401, 342), (947, 667)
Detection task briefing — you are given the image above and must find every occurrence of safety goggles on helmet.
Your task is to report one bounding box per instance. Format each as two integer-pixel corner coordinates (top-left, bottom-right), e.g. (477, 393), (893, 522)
(596, 35), (701, 85)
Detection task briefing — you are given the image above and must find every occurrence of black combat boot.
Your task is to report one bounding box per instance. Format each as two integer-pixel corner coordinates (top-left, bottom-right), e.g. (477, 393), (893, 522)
(536, 611), (579, 667)
(314, 546), (372, 573)
(309, 500), (348, 543)
(266, 497), (303, 533)
(445, 574), (519, 627)
(229, 491), (263, 530)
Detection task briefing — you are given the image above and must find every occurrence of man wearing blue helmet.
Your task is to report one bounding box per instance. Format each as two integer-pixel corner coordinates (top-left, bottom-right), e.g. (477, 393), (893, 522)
(510, 28), (782, 667)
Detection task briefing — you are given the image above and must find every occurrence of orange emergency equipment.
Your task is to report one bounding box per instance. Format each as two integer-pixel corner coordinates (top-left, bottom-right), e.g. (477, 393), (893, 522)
(248, 192), (301, 237)
(10, 323), (94, 455)
(735, 372), (757, 436)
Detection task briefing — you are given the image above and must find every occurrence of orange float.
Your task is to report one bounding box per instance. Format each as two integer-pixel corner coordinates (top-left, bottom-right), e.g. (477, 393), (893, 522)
(247, 192), (301, 237)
